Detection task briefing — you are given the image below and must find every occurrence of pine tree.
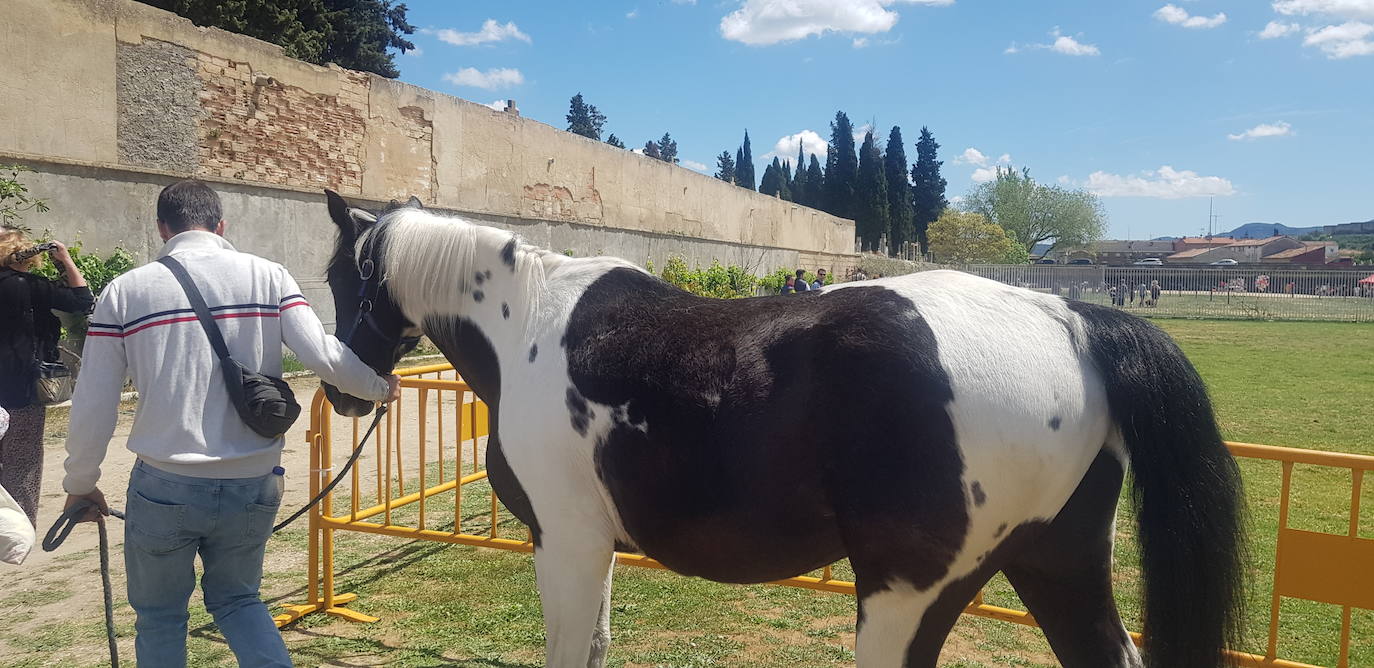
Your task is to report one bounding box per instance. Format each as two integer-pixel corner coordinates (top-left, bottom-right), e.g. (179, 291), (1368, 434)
(714, 150), (736, 183)
(910, 126), (948, 255)
(606, 134), (625, 149)
(824, 111), (858, 219)
(736, 131), (756, 191)
(884, 126), (915, 257)
(759, 161), (781, 198)
(566, 93), (606, 140)
(855, 130), (890, 252)
(806, 154), (824, 208)
(643, 140), (662, 160)
(657, 132), (679, 164)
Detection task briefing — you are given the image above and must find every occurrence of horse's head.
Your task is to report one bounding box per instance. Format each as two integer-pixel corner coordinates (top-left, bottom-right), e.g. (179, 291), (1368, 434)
(322, 190), (423, 417)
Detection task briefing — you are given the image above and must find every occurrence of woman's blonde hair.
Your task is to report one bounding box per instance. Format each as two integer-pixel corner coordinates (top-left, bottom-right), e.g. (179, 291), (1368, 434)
(0, 227), (41, 272)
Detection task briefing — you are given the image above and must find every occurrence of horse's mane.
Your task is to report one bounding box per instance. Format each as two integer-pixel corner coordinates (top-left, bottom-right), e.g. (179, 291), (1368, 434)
(368, 208), (549, 342)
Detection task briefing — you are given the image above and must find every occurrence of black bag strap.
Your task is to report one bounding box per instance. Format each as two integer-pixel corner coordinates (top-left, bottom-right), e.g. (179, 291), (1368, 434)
(157, 256), (232, 362)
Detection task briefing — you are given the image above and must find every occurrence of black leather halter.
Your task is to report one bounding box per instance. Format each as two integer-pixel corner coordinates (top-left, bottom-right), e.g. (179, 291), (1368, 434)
(341, 231), (421, 354)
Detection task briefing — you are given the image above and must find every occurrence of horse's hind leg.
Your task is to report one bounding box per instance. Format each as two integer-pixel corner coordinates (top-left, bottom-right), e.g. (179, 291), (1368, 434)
(587, 565), (613, 668)
(1001, 449), (1142, 668)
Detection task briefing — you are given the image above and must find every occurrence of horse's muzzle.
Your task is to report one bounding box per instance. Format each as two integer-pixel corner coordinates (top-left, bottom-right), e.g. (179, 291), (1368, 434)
(323, 383), (376, 418)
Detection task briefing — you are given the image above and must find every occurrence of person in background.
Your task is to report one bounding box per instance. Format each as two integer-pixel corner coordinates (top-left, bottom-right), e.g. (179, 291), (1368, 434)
(60, 180), (402, 667)
(810, 268), (827, 291)
(0, 229), (93, 528)
(794, 269), (809, 292)
(1150, 280), (1161, 306)
(781, 275), (797, 294)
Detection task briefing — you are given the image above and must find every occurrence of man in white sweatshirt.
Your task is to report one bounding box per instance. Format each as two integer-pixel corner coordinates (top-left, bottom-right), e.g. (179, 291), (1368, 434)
(62, 180), (400, 667)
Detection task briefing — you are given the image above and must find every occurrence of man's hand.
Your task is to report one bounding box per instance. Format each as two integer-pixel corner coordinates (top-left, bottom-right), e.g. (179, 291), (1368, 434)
(63, 489), (109, 523)
(384, 374), (402, 403)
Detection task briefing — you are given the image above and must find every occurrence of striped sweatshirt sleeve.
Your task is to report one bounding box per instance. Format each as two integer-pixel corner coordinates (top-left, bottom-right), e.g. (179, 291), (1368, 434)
(278, 270), (390, 401)
(63, 284), (128, 495)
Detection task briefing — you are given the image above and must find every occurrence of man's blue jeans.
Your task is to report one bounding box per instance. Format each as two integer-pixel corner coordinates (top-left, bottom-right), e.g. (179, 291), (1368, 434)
(124, 460), (292, 667)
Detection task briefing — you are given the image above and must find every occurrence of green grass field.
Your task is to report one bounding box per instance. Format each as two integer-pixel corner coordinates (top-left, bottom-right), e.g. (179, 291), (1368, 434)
(17, 320), (1364, 667)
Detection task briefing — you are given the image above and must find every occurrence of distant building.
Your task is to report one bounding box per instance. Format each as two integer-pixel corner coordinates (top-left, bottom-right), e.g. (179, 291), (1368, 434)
(1090, 240), (1176, 265)
(1173, 236), (1235, 251)
(1167, 236), (1304, 264)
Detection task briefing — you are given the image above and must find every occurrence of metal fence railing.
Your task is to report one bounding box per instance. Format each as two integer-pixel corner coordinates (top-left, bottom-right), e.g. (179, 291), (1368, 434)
(960, 265), (1374, 322)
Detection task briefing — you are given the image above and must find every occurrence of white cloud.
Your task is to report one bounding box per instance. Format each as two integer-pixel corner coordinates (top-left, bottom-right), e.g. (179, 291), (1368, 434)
(765, 130), (829, 164)
(1083, 166), (1236, 198)
(428, 20), (531, 47)
(1154, 4), (1227, 29)
(404, 47), (423, 57)
(442, 67), (525, 90)
(1304, 21), (1374, 57)
(853, 37), (870, 48)
(720, 0), (954, 46)
(1259, 20), (1302, 38)
(949, 195), (966, 205)
(1008, 27), (1100, 56)
(955, 147), (988, 165)
(1228, 121), (1294, 140)
(1273, 0), (1374, 21)
(483, 99), (506, 111)
(627, 8), (639, 19)
(681, 159), (710, 172)
(672, 0), (697, 4)
(971, 167), (1000, 183)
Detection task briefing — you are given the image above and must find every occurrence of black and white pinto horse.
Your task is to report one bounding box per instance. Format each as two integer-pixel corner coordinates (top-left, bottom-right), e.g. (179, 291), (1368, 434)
(320, 191), (1245, 668)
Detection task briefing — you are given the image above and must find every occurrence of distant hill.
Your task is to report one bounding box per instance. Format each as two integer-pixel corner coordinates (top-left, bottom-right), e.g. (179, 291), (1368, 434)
(1223, 222), (1321, 239)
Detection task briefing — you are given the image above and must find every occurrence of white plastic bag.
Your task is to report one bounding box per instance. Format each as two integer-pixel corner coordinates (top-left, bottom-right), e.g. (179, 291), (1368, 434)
(0, 407), (36, 565)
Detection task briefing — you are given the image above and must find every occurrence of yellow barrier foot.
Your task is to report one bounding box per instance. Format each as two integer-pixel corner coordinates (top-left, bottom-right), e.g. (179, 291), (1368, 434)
(273, 593), (379, 628)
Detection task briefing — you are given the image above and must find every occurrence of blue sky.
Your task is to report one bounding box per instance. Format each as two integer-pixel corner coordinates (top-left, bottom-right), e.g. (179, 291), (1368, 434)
(391, 0), (1373, 240)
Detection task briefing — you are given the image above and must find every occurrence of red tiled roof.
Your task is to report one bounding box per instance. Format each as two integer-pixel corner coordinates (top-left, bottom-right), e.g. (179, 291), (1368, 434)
(1229, 236), (1284, 246)
(1263, 247), (1322, 259)
(1168, 248), (1213, 258)
(1179, 236), (1234, 244)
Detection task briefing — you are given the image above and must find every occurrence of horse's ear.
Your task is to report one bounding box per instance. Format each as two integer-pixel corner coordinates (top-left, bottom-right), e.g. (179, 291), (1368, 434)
(325, 189), (376, 240)
(405, 195), (424, 209)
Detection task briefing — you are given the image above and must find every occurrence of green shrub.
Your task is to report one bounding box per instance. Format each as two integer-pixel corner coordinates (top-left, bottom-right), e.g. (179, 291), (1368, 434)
(656, 257), (759, 299)
(32, 243), (136, 297)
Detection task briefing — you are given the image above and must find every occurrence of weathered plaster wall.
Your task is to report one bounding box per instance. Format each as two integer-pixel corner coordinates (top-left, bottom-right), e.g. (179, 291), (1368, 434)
(1, 0), (857, 296)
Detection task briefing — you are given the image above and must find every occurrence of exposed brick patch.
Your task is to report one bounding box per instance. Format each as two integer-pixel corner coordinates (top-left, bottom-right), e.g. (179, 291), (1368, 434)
(116, 39), (200, 173)
(194, 57), (367, 194)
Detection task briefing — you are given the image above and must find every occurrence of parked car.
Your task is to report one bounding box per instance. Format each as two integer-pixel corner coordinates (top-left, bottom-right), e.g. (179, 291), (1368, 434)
(1067, 258), (1094, 265)
(1133, 258), (1163, 266)
(1036, 258), (1057, 264)
(1210, 258), (1238, 266)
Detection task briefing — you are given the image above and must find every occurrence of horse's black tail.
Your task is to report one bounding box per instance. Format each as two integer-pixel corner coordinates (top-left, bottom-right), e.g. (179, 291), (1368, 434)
(1067, 302), (1245, 668)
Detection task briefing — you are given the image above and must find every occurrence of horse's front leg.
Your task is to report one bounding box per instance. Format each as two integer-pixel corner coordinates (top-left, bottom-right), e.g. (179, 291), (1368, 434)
(534, 525), (615, 667)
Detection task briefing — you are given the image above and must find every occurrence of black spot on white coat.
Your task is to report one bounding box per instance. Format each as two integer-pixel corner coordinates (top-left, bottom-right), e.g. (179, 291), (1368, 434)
(567, 387), (594, 436)
(528, 344), (538, 362)
(473, 290), (484, 302)
(561, 268), (967, 587)
(971, 481), (986, 507)
(1049, 416), (1062, 431)
(474, 272), (485, 285)
(500, 238), (517, 269)
(501, 302), (510, 319)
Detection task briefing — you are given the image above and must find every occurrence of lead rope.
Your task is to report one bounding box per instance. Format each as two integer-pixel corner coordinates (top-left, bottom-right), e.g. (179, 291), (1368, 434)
(40, 403), (388, 666)
(43, 500), (125, 667)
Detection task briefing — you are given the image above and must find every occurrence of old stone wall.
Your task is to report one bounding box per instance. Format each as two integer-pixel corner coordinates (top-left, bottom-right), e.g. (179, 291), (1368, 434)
(0, 0), (858, 302)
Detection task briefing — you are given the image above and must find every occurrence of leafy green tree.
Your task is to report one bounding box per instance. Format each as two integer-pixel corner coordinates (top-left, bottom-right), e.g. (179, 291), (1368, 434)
(825, 111), (858, 219)
(566, 93), (607, 140)
(736, 131), (756, 191)
(927, 209), (1022, 264)
(962, 167), (1106, 253)
(855, 130), (890, 252)
(0, 164), (49, 229)
(759, 158), (792, 201)
(140, 0), (415, 78)
(910, 126), (947, 254)
(605, 134), (625, 149)
(714, 150), (736, 183)
(884, 126), (914, 257)
(657, 132), (679, 164)
(642, 140), (662, 160)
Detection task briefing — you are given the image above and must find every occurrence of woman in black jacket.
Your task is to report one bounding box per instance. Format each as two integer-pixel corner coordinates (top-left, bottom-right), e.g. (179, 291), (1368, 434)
(0, 228), (93, 527)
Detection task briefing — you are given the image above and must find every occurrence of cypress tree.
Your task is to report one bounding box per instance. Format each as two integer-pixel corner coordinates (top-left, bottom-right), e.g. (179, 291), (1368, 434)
(910, 126), (948, 255)
(714, 150), (736, 183)
(824, 111), (858, 219)
(855, 130), (890, 252)
(605, 134), (625, 149)
(792, 144), (808, 207)
(737, 131), (756, 191)
(884, 126), (915, 257)
(760, 157), (792, 200)
(643, 140), (662, 160)
(806, 154), (824, 208)
(657, 132), (679, 164)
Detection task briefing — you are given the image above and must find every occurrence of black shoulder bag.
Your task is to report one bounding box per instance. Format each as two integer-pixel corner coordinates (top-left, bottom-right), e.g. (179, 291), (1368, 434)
(157, 256), (301, 438)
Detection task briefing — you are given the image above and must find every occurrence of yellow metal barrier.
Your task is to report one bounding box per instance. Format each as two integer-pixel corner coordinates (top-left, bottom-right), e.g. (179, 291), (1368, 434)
(278, 364), (1372, 668)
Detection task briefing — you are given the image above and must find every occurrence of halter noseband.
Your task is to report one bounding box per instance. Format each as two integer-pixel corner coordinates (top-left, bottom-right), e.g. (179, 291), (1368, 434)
(342, 231), (421, 354)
